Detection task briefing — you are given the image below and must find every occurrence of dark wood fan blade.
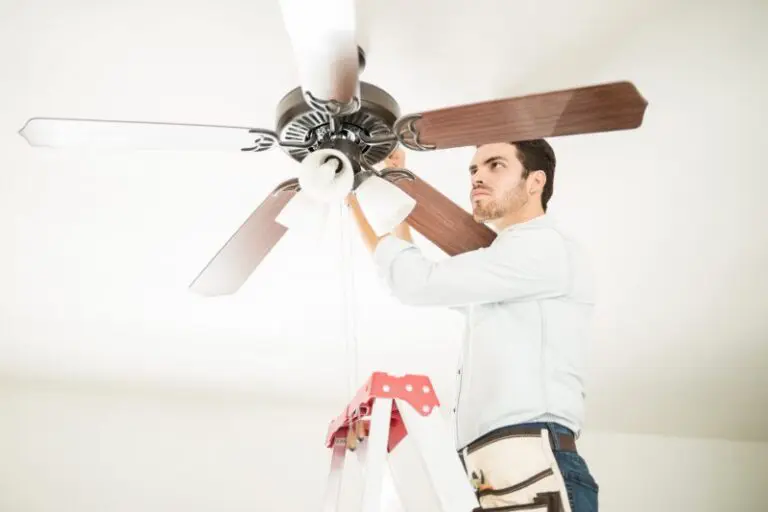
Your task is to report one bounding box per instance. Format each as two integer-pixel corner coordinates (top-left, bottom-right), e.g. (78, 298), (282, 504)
(189, 179), (299, 297)
(405, 81), (648, 150)
(394, 175), (496, 255)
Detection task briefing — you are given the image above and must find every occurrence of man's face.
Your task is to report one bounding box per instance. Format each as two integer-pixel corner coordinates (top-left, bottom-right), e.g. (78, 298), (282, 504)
(468, 143), (532, 223)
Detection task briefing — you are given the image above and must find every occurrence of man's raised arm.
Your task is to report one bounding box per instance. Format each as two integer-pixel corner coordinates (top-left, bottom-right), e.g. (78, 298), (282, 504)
(370, 226), (569, 307)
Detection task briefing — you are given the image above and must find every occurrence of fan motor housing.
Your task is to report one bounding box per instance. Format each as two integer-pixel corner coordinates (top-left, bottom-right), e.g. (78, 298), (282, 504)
(275, 81), (400, 167)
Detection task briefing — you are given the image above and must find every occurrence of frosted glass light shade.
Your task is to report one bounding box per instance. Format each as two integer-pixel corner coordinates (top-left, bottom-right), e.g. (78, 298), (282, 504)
(298, 148), (354, 203)
(275, 190), (330, 233)
(355, 175), (416, 236)
(276, 148), (354, 235)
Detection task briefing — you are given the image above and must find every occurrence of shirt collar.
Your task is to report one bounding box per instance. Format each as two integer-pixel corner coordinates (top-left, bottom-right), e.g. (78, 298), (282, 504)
(496, 213), (553, 234)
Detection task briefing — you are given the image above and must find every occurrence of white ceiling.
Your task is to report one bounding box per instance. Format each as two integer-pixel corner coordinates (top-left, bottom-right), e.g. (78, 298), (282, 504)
(1, 0), (766, 441)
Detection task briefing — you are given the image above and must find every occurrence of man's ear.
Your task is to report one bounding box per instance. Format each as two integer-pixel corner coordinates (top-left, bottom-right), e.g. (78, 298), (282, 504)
(528, 169), (547, 195)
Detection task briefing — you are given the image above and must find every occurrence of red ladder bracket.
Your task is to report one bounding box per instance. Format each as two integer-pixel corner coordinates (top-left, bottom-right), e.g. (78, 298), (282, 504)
(325, 372), (441, 452)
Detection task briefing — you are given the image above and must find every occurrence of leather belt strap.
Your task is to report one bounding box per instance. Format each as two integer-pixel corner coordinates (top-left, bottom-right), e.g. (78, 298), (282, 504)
(464, 425), (577, 455)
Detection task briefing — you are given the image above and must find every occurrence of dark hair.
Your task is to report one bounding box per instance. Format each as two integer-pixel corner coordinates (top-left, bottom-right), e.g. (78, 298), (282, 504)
(513, 139), (556, 211)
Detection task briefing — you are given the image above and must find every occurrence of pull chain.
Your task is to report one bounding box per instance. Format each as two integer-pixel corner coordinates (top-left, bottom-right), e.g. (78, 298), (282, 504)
(339, 201), (359, 401)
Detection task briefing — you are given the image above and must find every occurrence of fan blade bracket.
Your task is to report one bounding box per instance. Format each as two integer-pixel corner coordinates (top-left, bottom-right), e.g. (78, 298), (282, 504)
(240, 128), (319, 152)
(379, 167), (417, 183)
(392, 114), (436, 152)
(239, 128), (281, 152)
(273, 177), (302, 194)
(304, 90), (361, 117)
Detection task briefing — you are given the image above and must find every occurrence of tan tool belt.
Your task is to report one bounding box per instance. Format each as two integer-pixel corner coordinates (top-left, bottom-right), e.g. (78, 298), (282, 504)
(460, 427), (573, 512)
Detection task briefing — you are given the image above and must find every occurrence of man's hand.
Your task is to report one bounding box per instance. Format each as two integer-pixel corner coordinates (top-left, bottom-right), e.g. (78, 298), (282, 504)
(392, 220), (413, 243)
(382, 146), (405, 169)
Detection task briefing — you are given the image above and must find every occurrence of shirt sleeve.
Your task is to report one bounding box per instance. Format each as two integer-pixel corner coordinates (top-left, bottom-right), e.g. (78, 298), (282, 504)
(372, 228), (570, 307)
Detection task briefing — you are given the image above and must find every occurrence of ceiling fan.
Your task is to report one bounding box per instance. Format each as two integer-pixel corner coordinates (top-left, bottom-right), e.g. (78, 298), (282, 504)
(17, 0), (648, 297)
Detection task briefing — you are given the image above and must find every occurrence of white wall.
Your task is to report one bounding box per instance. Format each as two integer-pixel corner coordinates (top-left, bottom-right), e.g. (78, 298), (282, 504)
(0, 380), (766, 512)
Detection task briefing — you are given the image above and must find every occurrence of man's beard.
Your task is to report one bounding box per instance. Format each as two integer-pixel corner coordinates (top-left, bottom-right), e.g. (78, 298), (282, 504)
(472, 184), (529, 223)
(472, 198), (505, 222)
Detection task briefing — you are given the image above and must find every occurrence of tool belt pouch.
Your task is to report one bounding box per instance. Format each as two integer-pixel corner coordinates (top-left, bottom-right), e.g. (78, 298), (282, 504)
(463, 429), (571, 512)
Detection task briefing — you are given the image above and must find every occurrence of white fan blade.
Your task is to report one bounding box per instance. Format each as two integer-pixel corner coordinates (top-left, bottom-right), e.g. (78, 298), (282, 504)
(278, 0), (360, 114)
(18, 117), (280, 152)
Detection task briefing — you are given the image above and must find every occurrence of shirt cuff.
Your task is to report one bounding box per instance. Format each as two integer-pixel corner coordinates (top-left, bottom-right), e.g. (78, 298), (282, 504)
(373, 234), (414, 273)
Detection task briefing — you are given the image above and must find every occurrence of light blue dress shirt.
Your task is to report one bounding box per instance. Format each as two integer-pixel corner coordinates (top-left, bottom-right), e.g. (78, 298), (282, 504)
(373, 214), (595, 450)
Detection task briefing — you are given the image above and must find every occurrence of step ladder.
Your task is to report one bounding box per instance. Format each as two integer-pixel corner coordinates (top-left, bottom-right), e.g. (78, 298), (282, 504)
(321, 372), (563, 512)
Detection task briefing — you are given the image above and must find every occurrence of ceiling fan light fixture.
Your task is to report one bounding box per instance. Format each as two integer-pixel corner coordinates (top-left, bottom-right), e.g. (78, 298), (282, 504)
(354, 174), (416, 236)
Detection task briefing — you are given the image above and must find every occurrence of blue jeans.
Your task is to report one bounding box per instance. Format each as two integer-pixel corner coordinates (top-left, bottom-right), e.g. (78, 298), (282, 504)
(519, 422), (599, 512)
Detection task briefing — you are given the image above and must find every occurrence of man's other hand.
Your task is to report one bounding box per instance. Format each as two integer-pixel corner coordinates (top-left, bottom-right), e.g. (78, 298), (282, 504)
(345, 191), (358, 209)
(346, 191), (414, 245)
(383, 146), (406, 169)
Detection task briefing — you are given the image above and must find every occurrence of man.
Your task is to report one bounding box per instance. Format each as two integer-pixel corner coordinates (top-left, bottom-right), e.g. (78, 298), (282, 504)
(346, 140), (599, 512)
